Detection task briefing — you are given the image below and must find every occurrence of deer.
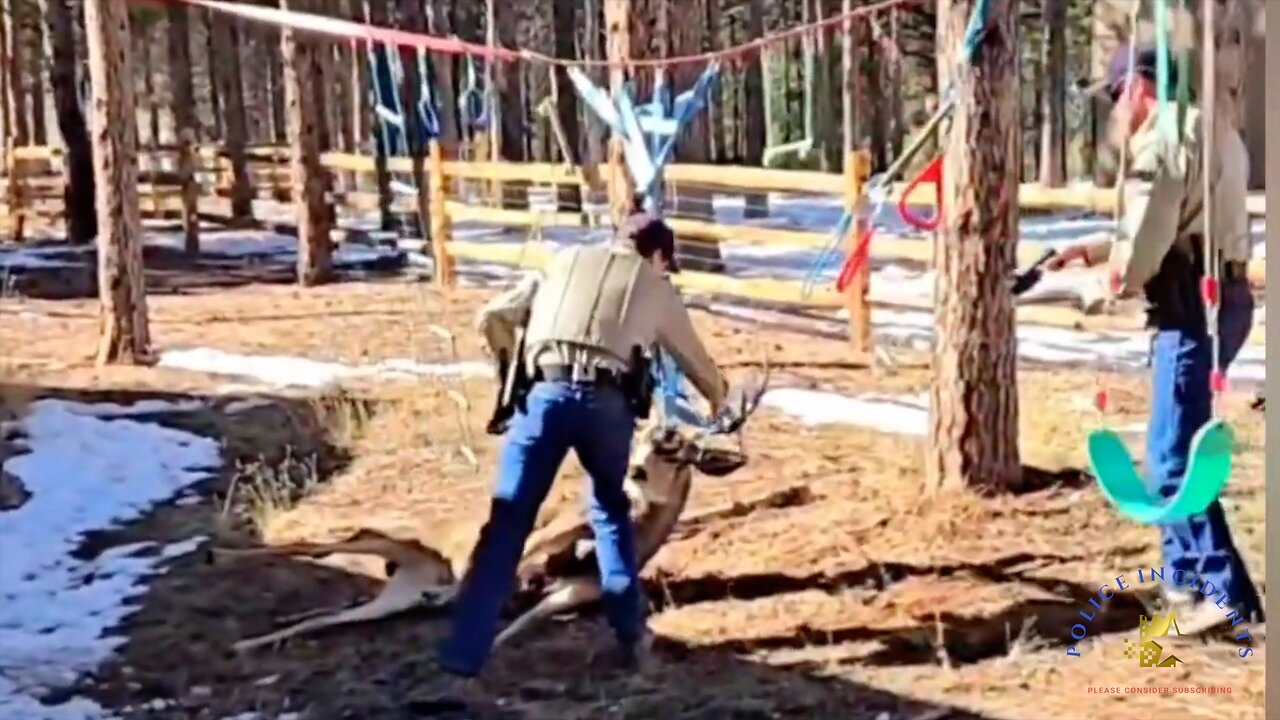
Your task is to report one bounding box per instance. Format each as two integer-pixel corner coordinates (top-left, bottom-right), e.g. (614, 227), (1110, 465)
(213, 353), (771, 654)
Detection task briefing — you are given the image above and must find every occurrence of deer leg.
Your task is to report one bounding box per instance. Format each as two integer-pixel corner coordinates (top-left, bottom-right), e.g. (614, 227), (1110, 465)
(234, 563), (452, 652)
(493, 578), (604, 649)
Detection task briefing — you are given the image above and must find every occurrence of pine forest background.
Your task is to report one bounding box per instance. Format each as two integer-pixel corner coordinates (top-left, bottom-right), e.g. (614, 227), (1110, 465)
(0, 0), (1267, 210)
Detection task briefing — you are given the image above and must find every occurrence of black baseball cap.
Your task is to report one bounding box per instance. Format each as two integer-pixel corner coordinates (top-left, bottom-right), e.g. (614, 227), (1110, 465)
(1084, 43), (1177, 102)
(618, 211), (679, 274)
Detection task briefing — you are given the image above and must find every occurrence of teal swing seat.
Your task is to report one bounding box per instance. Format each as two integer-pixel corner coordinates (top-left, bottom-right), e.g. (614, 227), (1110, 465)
(1086, 419), (1235, 525)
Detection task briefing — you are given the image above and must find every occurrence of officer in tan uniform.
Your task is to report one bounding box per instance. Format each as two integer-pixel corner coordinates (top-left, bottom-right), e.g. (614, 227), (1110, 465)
(436, 212), (728, 684)
(1049, 44), (1262, 630)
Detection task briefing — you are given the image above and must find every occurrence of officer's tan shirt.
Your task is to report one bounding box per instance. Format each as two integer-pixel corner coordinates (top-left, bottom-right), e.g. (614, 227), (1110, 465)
(1104, 103), (1252, 293)
(475, 244), (727, 408)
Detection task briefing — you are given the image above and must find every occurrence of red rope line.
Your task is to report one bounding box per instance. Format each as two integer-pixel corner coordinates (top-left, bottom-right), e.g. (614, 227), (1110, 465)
(140, 0), (925, 68)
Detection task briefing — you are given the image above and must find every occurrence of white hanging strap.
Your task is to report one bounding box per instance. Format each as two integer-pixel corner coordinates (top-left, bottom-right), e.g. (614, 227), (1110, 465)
(1096, 5), (1144, 421)
(1200, 0), (1225, 416)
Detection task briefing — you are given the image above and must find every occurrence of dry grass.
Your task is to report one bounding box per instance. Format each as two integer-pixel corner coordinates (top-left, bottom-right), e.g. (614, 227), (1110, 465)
(0, 277), (1266, 719)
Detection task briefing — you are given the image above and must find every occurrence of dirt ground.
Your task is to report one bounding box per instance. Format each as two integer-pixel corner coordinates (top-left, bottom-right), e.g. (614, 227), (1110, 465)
(0, 252), (1266, 720)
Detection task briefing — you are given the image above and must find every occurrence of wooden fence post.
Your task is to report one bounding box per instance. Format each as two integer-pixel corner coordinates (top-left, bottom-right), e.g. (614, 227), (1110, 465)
(5, 139), (26, 241)
(843, 150), (872, 355)
(177, 128), (200, 254)
(428, 139), (454, 287)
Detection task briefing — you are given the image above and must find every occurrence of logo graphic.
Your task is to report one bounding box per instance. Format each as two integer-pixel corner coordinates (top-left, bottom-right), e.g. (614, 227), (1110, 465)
(1122, 612), (1185, 667)
(1064, 567), (1254, 661)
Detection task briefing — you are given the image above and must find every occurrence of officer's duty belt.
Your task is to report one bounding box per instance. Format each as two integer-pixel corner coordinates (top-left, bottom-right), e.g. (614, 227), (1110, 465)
(534, 364), (621, 386)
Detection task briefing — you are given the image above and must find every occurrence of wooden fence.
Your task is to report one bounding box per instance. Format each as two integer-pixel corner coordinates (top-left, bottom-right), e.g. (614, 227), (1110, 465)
(2, 141), (1266, 354)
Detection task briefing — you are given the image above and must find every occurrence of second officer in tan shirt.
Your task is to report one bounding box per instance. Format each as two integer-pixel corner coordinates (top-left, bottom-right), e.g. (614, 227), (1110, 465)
(436, 211), (728, 689)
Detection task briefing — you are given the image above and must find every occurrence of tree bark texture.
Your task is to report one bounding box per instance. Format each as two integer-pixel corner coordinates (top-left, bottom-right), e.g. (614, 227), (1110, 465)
(1038, 0), (1067, 187)
(743, 0), (768, 218)
(366, 0), (394, 229)
(840, 0), (860, 155)
(280, 0), (333, 286)
(204, 11), (222, 139)
(580, 0), (605, 168)
(3, 0), (29, 145)
(929, 0), (1022, 492)
(0, 0), (9, 146)
(425, 0), (459, 151)
(85, 0), (151, 365)
(667, 0), (715, 222)
(27, 5), (47, 145)
(603, 0), (633, 218)
(42, 0), (97, 243)
(551, 0), (582, 211)
(210, 14), (253, 220)
(395, 0), (432, 238)
(241, 29), (272, 144)
(493, 0), (529, 209)
(166, 3), (199, 253)
(267, 34), (286, 143)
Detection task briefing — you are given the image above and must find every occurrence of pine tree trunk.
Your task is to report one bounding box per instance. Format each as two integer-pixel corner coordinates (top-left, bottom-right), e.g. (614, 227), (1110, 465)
(667, 0), (724, 272)
(166, 3), (199, 253)
(211, 14), (252, 221)
(521, 1), (550, 163)
(267, 37), (286, 143)
(493, 0), (529, 209)
(929, 0), (1022, 492)
(317, 45), (340, 153)
(743, 0), (768, 218)
(887, 8), (903, 160)
(366, 0), (394, 230)
(27, 6), (47, 145)
(281, 0), (333, 285)
(552, 0), (582, 211)
(138, 26), (159, 147)
(3, 0), (28, 145)
(580, 0), (605, 168)
(1039, 0), (1067, 187)
(85, 0), (150, 365)
(702, 0), (722, 162)
(425, 1), (459, 151)
(204, 11), (223, 139)
(840, 0), (860, 155)
(866, 24), (888, 169)
(809, 0), (836, 172)
(395, 0), (432, 238)
(0, 0), (9, 145)
(42, 0), (96, 243)
(242, 30), (271, 143)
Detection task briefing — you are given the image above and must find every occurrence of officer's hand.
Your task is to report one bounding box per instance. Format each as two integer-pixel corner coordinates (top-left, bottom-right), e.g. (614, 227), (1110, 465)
(1045, 247), (1082, 271)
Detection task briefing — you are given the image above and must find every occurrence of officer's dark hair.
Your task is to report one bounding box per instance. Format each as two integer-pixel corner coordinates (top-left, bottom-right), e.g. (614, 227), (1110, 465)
(617, 206), (679, 273)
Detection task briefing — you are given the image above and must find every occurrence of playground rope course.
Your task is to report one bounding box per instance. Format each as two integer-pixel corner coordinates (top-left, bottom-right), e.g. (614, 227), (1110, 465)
(143, 0), (927, 68)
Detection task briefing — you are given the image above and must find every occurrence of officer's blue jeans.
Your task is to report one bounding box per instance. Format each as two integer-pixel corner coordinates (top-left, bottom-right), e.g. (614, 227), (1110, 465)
(1145, 279), (1261, 617)
(438, 380), (643, 677)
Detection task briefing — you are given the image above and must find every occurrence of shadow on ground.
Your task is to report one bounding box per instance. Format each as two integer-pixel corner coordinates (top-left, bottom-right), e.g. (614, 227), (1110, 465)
(1, 233), (415, 301)
(0, 383), (1014, 719)
(2, 382), (1166, 719)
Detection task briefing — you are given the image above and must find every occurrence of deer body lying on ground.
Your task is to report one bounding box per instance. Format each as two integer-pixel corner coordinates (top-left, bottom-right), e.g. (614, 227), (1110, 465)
(215, 361), (769, 653)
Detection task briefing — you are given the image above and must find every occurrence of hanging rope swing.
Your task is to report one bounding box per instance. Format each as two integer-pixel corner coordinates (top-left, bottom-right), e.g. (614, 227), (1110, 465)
(1086, 0), (1237, 524)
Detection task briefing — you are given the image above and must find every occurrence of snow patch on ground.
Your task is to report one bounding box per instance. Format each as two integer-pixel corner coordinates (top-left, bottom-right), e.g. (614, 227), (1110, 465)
(0, 399), (220, 718)
(760, 389), (928, 435)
